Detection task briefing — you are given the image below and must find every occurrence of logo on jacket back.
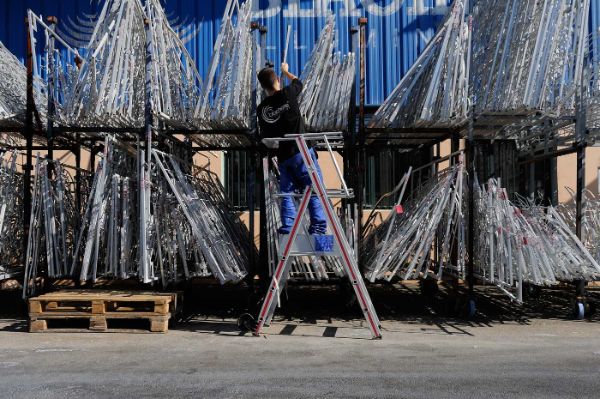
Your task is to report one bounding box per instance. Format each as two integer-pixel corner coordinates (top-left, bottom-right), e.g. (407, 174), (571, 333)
(262, 103), (291, 124)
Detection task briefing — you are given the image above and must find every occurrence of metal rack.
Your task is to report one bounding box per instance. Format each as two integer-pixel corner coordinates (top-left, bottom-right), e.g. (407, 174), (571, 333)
(6, 10), (268, 292)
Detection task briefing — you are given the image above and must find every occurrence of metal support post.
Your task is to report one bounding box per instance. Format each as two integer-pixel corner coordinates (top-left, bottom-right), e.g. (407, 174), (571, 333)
(46, 16), (57, 178)
(549, 155), (558, 206)
(357, 18), (367, 257)
(573, 92), (588, 319)
(528, 162), (535, 201)
(248, 151), (256, 277)
(466, 104), (475, 316)
(75, 145), (82, 212)
(451, 133), (460, 155)
(23, 16), (36, 277)
(575, 105), (586, 240)
(140, 18), (155, 283)
(344, 25), (359, 227)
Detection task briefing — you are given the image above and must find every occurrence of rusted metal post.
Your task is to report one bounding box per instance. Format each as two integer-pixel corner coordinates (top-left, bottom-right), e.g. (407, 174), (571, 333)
(24, 15), (35, 273)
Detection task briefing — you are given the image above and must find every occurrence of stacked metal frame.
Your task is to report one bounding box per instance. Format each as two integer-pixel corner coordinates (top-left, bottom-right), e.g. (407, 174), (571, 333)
(557, 189), (600, 266)
(190, 167), (256, 277)
(145, 0), (203, 130)
(53, 0), (254, 139)
(152, 149), (248, 285)
(0, 41), (47, 129)
(582, 28), (600, 138)
(0, 151), (24, 280)
(17, 1), (256, 296)
(362, 159), (467, 282)
(369, 0), (470, 129)
(61, 0), (149, 128)
(70, 139), (139, 283)
(473, 179), (600, 303)
(22, 140), (249, 294)
(58, 0), (202, 128)
(193, 0), (256, 132)
(23, 156), (80, 297)
(471, 0), (590, 116)
(298, 16), (356, 132)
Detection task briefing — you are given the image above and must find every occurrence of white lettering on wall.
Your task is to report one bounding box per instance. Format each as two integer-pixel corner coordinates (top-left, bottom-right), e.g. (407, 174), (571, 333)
(254, 0), (449, 18)
(329, 0), (361, 17)
(283, 0), (315, 17)
(252, 0), (282, 19)
(360, 0), (403, 16)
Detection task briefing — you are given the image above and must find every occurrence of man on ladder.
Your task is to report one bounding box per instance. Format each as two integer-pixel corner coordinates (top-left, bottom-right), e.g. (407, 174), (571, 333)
(256, 63), (327, 235)
(241, 64), (382, 339)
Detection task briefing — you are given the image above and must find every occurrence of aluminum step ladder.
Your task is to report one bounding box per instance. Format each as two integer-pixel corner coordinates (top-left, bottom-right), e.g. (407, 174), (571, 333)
(254, 132), (382, 339)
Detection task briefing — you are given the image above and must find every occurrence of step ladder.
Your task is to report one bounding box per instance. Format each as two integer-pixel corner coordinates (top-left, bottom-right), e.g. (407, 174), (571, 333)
(254, 133), (382, 339)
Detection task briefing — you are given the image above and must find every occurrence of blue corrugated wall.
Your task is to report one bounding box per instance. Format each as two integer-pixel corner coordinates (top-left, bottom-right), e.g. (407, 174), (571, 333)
(2, 0), (598, 105)
(0, 0), (453, 105)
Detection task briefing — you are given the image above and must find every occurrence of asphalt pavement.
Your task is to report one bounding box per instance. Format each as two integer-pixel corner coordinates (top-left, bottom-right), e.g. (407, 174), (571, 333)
(0, 285), (599, 398)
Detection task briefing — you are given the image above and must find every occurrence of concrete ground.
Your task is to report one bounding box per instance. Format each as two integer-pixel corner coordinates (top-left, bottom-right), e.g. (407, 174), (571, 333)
(0, 284), (599, 398)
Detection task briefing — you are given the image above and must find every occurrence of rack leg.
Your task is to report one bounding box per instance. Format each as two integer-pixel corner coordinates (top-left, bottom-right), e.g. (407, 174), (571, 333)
(573, 279), (587, 320)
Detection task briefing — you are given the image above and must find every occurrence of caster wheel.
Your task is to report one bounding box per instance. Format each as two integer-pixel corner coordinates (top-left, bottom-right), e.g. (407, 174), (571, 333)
(574, 302), (585, 320)
(466, 299), (476, 319)
(237, 313), (257, 332)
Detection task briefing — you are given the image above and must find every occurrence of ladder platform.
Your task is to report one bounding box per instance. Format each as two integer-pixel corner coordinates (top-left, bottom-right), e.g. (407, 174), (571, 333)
(278, 234), (340, 257)
(28, 289), (180, 333)
(275, 189), (354, 199)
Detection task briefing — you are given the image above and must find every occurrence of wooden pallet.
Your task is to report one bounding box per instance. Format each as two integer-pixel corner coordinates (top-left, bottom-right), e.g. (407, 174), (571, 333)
(28, 290), (180, 333)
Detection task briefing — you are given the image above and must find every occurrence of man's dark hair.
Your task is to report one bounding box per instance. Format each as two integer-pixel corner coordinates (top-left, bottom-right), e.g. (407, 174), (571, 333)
(258, 67), (278, 91)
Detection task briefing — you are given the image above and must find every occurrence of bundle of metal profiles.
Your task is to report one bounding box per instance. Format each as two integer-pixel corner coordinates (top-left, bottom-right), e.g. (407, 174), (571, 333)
(60, 140), (249, 285)
(22, 141), (249, 296)
(23, 156), (79, 297)
(190, 166), (256, 277)
(470, 0), (589, 115)
(586, 32), (600, 134)
(61, 0), (148, 128)
(39, 0), (254, 141)
(194, 0), (256, 132)
(369, 0), (469, 129)
(145, 0), (203, 130)
(59, 0), (203, 129)
(473, 179), (600, 303)
(263, 157), (345, 281)
(0, 41), (47, 128)
(496, 113), (578, 154)
(0, 151), (24, 280)
(152, 149), (248, 284)
(362, 160), (467, 282)
(68, 140), (139, 284)
(298, 16), (356, 132)
(557, 189), (600, 266)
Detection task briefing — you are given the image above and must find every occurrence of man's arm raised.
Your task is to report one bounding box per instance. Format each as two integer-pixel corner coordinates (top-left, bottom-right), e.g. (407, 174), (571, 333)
(281, 62), (298, 82)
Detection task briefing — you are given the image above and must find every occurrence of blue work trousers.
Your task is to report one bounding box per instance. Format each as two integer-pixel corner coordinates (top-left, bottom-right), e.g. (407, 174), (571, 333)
(278, 149), (327, 235)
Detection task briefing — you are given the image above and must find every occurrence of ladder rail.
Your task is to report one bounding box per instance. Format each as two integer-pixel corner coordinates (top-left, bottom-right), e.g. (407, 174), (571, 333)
(255, 187), (312, 335)
(255, 132), (383, 339)
(295, 136), (382, 339)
